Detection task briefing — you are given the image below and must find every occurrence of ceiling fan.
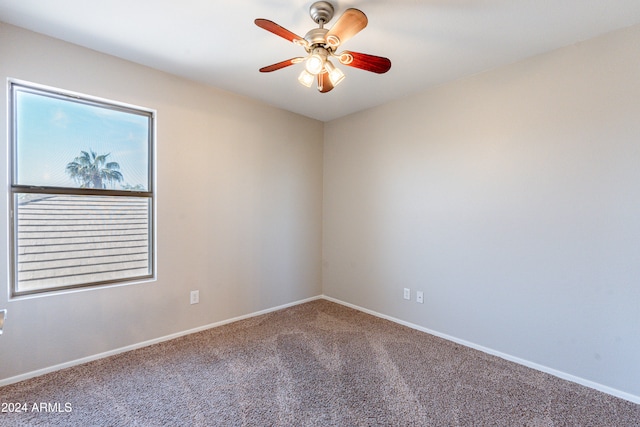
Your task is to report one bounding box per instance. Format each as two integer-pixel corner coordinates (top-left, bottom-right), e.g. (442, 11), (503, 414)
(255, 1), (391, 93)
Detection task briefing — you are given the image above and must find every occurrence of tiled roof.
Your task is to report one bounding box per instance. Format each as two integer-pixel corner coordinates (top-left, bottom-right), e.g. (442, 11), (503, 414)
(16, 194), (150, 292)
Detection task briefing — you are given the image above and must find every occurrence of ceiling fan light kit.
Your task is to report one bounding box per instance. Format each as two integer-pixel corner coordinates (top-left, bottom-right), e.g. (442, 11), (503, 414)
(255, 1), (391, 93)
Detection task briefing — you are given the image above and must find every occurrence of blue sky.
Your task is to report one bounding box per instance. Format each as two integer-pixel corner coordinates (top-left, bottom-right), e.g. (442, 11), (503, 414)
(15, 90), (150, 190)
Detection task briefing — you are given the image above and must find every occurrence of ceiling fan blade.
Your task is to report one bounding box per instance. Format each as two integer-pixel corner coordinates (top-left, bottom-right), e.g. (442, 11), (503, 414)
(325, 8), (368, 49)
(259, 57), (305, 73)
(255, 19), (308, 48)
(338, 51), (391, 74)
(317, 72), (334, 93)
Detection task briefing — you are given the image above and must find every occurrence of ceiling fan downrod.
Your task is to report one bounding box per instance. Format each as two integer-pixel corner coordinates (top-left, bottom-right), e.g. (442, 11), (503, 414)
(305, 1), (333, 46)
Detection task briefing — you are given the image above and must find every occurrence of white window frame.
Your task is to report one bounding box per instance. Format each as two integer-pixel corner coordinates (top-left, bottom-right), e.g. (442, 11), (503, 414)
(8, 80), (156, 297)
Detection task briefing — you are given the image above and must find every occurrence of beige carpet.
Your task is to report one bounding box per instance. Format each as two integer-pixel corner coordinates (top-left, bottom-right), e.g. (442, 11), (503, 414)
(1, 299), (638, 426)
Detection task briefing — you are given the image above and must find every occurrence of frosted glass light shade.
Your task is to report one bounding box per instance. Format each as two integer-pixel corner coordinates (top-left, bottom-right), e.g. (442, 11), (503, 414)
(325, 61), (345, 86)
(298, 70), (315, 87)
(305, 54), (325, 75)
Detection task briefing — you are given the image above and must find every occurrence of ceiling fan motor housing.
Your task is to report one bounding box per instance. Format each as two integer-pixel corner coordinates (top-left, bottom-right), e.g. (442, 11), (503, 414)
(304, 28), (329, 48)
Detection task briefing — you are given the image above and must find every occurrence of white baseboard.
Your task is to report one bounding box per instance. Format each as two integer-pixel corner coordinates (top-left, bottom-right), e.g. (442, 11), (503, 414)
(321, 295), (640, 405)
(3, 293), (638, 405)
(0, 295), (322, 388)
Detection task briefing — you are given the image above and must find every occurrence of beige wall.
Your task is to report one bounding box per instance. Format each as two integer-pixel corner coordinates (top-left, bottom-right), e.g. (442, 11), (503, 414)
(2, 19), (640, 402)
(323, 24), (640, 398)
(0, 23), (323, 380)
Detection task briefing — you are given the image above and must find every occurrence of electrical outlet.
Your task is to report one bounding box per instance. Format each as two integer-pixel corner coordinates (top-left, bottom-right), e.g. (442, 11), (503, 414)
(190, 290), (199, 305)
(403, 288), (411, 300)
(0, 309), (6, 335)
(416, 291), (424, 304)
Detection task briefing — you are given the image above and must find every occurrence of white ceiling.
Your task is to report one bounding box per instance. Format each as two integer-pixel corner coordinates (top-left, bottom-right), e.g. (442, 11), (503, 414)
(2, 0), (640, 122)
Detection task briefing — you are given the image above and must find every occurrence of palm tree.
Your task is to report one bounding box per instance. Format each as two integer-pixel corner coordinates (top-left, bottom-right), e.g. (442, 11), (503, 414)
(66, 150), (124, 189)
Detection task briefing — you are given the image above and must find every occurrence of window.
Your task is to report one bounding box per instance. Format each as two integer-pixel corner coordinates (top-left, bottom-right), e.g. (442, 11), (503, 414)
(9, 81), (155, 297)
